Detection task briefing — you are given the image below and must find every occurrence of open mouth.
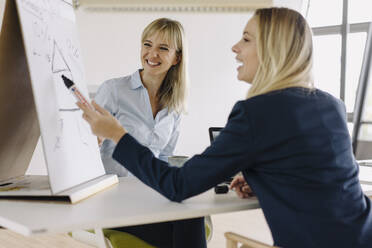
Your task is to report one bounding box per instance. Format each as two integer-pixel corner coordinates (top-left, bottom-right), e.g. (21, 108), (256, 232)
(236, 59), (243, 70)
(146, 59), (161, 67)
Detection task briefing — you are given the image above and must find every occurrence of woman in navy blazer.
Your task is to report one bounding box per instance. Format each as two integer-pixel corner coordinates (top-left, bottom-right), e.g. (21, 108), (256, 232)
(79, 7), (372, 248)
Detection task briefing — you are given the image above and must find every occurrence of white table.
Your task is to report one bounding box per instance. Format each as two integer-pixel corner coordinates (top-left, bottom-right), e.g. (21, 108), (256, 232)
(1, 170), (371, 247)
(0, 177), (260, 236)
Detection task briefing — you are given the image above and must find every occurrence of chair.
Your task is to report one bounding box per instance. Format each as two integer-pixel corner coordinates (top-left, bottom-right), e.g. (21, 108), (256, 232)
(71, 217), (213, 248)
(70, 229), (156, 248)
(225, 232), (279, 248)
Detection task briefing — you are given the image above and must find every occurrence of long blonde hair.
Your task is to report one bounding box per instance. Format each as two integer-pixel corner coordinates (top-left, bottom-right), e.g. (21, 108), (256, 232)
(141, 18), (188, 113)
(247, 8), (314, 98)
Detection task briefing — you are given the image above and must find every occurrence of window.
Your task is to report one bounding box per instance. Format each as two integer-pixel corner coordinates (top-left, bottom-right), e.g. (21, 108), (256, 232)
(307, 0), (343, 27)
(312, 35), (341, 98)
(359, 81), (372, 141)
(349, 0), (372, 24)
(345, 32), (367, 112)
(309, 0), (371, 117)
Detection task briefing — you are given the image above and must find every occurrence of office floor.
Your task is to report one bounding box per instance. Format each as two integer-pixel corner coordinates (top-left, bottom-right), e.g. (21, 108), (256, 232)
(0, 229), (92, 248)
(209, 209), (272, 248)
(0, 209), (272, 248)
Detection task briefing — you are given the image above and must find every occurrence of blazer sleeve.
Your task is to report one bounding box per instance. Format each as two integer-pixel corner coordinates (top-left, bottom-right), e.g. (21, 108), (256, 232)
(113, 101), (256, 202)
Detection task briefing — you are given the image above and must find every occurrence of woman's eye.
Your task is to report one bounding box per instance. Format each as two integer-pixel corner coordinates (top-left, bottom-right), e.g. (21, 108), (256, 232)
(144, 43), (151, 47)
(160, 47), (169, 51)
(243, 38), (250, 42)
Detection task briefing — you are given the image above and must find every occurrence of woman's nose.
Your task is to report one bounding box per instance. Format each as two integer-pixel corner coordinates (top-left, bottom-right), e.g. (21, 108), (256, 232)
(232, 43), (239, 54)
(148, 47), (159, 57)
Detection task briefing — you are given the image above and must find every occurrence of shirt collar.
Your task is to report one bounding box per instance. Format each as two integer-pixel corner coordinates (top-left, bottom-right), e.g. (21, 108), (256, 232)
(129, 69), (145, 90)
(129, 69), (171, 115)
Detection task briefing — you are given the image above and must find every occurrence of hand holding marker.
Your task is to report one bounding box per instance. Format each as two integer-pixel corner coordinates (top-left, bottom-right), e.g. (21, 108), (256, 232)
(61, 75), (94, 110)
(62, 75), (107, 144)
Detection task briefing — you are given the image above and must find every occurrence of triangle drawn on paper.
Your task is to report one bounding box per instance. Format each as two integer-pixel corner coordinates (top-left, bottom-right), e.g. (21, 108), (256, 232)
(51, 40), (70, 74)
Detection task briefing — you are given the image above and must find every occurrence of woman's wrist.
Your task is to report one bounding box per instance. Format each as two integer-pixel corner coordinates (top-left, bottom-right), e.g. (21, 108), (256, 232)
(112, 127), (127, 144)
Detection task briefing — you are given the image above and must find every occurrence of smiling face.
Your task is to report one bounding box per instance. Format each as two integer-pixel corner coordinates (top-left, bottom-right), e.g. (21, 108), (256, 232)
(141, 32), (179, 78)
(232, 17), (259, 84)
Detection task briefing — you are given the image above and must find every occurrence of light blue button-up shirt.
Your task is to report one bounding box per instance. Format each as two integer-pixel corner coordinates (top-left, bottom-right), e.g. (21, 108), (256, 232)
(95, 70), (181, 176)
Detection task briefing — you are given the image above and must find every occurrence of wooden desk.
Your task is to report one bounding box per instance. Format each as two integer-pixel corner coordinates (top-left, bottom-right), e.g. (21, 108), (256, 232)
(0, 177), (259, 236)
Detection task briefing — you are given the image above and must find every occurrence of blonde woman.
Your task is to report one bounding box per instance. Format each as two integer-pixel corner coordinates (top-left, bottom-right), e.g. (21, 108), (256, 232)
(95, 18), (206, 248)
(80, 8), (372, 248)
(95, 18), (187, 177)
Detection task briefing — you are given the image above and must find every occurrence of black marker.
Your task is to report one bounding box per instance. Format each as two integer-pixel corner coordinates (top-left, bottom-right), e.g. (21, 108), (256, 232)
(61, 75), (93, 109)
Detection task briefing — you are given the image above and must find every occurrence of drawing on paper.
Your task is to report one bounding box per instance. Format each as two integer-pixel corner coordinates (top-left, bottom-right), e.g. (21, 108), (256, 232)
(19, 0), (96, 152)
(51, 39), (78, 111)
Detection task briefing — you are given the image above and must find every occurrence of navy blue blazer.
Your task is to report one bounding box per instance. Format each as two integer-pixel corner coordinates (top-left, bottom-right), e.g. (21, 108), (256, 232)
(113, 87), (372, 248)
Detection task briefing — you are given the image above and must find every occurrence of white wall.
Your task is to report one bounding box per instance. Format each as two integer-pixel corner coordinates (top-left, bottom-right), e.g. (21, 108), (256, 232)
(74, 0), (308, 158)
(75, 11), (251, 157)
(0, 0), (307, 173)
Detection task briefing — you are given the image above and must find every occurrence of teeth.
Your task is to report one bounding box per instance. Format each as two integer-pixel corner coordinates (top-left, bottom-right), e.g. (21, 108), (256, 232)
(147, 60), (160, 66)
(236, 59), (242, 65)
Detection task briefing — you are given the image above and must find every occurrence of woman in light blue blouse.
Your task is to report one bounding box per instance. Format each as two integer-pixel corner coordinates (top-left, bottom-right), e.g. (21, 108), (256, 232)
(95, 18), (187, 177)
(94, 18), (207, 248)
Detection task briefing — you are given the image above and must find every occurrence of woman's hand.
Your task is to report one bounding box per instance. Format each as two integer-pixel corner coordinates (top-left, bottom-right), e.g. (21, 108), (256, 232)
(230, 175), (255, 199)
(77, 101), (127, 144)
